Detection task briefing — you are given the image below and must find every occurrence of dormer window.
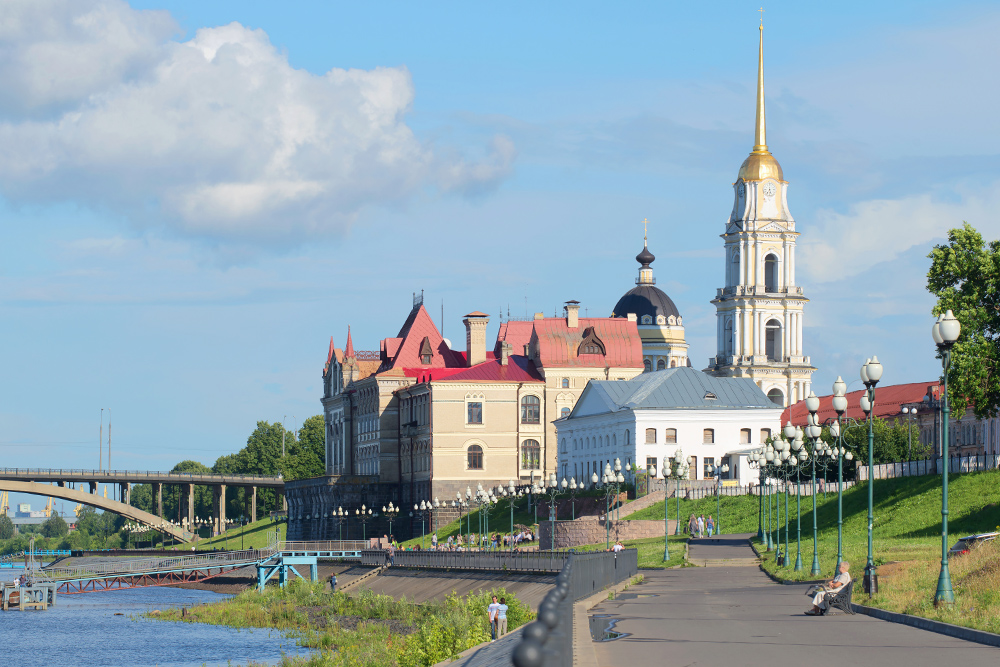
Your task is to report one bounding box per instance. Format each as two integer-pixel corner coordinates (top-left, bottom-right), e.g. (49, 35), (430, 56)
(641, 315), (653, 325)
(704, 392), (718, 400)
(419, 337), (433, 365)
(577, 327), (606, 356)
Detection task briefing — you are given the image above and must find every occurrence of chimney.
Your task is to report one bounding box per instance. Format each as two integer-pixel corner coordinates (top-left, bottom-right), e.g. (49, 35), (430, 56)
(534, 312), (544, 320)
(463, 312), (490, 367)
(500, 341), (513, 366)
(564, 300), (580, 329)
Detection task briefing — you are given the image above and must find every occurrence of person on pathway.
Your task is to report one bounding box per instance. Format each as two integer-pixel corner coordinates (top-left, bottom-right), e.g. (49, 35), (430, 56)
(612, 541), (625, 552)
(497, 597), (509, 637)
(706, 515), (715, 537)
(806, 561), (851, 615)
(487, 595), (501, 641)
(387, 542), (396, 567)
(687, 514), (698, 537)
(697, 514), (705, 538)
(431, 533), (438, 549)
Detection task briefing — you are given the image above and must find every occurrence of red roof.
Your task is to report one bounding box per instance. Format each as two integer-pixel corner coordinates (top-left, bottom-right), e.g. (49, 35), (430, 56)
(495, 321), (534, 356)
(344, 327), (355, 358)
(781, 381), (938, 426)
(379, 304), (465, 372)
(435, 355), (544, 383)
(530, 317), (643, 368)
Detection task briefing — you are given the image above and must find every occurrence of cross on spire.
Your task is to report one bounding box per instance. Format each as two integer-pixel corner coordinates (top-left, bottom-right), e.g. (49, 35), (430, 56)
(642, 218), (649, 246)
(759, 6), (764, 26)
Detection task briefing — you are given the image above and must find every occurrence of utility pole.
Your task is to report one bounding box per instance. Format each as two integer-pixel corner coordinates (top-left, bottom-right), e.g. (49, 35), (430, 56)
(99, 408), (104, 470)
(107, 408), (112, 470)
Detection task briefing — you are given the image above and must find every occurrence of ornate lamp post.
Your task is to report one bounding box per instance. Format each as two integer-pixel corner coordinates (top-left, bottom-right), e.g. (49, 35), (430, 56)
(545, 473), (560, 551)
(411, 500), (429, 549)
(782, 424), (808, 571)
(749, 449), (765, 542)
(356, 505), (375, 544)
(383, 502), (399, 542)
(932, 310), (960, 605)
(860, 356), (884, 595)
(708, 462), (730, 535)
(659, 460), (670, 560)
(667, 449), (689, 537)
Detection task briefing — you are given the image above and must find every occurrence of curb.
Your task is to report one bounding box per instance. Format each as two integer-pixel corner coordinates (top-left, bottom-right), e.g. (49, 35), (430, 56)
(852, 603), (1000, 649)
(573, 576), (642, 667)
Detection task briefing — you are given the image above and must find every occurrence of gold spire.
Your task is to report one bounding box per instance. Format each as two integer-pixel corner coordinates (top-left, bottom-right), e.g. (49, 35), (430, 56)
(642, 218), (648, 246)
(737, 18), (783, 182)
(753, 22), (766, 153)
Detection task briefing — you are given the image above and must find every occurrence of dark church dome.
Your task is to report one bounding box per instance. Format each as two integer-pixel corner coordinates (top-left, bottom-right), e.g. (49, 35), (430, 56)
(612, 241), (682, 323)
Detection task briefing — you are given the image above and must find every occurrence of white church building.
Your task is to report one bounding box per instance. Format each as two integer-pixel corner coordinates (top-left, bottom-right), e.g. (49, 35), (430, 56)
(556, 367), (783, 485)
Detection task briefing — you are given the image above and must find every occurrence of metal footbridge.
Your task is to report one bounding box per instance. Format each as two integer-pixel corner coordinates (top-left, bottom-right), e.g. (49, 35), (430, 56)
(37, 540), (367, 594)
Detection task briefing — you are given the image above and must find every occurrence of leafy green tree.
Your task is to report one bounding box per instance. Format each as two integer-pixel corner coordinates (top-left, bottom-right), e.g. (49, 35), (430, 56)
(40, 513), (68, 538)
(821, 416), (924, 467)
(0, 514), (13, 540)
(283, 415), (325, 481)
(927, 222), (1000, 418)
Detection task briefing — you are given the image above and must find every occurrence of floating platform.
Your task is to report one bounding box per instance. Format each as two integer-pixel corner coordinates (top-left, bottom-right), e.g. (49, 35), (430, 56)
(1, 582), (57, 611)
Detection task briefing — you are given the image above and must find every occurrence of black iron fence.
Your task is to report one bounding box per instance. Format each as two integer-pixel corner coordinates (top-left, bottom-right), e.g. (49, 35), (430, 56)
(512, 549), (638, 667)
(857, 453), (1000, 480)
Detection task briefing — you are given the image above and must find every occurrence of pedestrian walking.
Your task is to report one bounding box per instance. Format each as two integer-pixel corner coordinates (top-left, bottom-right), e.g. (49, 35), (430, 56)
(387, 541), (396, 567)
(431, 533), (438, 549)
(687, 514), (698, 536)
(487, 595), (501, 641)
(497, 597), (509, 637)
(706, 515), (715, 537)
(697, 514), (705, 538)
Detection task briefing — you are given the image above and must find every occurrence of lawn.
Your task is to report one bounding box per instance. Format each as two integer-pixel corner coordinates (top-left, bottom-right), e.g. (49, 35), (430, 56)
(572, 534), (689, 569)
(398, 496), (542, 549)
(176, 517), (286, 551)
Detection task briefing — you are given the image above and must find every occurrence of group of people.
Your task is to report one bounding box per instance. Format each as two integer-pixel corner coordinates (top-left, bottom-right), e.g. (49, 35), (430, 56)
(487, 595), (509, 641)
(685, 514), (716, 538)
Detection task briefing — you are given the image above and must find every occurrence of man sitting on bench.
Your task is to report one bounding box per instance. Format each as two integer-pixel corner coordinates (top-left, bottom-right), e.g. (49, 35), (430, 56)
(805, 561), (851, 616)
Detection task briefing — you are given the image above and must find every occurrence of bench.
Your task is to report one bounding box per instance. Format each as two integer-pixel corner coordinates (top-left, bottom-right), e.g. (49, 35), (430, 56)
(820, 580), (855, 616)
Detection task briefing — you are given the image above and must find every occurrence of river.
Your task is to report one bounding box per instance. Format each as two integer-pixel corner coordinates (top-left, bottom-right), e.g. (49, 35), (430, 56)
(0, 568), (314, 666)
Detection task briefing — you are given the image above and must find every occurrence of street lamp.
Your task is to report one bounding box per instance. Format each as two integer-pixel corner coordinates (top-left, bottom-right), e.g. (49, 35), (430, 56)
(900, 406), (917, 459)
(932, 310), (960, 605)
(383, 502), (399, 542)
(666, 449), (690, 539)
(546, 473), (560, 551)
(861, 355), (884, 595)
(709, 462), (730, 535)
(411, 500), (429, 549)
(657, 461), (669, 560)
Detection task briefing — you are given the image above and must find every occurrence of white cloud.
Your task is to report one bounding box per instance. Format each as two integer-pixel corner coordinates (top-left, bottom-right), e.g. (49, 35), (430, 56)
(799, 181), (1000, 284)
(0, 1), (512, 245)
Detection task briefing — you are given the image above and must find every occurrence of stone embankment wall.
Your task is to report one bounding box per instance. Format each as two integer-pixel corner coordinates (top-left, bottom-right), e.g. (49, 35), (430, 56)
(538, 517), (677, 548)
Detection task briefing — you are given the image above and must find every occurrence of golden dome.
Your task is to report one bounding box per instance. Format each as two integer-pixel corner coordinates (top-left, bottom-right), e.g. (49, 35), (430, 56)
(738, 150), (783, 182)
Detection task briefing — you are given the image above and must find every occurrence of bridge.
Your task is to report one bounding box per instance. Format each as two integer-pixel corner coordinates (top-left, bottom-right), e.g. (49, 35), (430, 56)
(0, 467), (284, 536)
(37, 539), (369, 593)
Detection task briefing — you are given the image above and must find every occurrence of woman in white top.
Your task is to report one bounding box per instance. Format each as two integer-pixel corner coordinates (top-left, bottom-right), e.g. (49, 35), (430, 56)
(805, 561), (851, 615)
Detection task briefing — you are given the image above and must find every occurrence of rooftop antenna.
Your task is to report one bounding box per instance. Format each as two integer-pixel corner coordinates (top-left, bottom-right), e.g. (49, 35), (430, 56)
(441, 299), (444, 337)
(99, 408), (104, 471)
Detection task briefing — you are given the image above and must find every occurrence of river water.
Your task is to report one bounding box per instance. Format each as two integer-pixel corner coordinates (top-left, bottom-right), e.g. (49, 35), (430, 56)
(0, 568), (314, 666)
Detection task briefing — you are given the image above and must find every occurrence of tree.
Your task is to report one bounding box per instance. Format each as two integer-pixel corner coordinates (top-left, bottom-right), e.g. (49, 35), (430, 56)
(40, 513), (68, 538)
(0, 514), (13, 540)
(283, 415), (325, 481)
(927, 222), (1000, 418)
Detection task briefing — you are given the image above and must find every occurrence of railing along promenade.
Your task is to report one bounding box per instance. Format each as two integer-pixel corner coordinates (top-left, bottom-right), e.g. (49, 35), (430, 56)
(360, 548), (568, 572)
(512, 549), (639, 667)
(0, 467), (283, 486)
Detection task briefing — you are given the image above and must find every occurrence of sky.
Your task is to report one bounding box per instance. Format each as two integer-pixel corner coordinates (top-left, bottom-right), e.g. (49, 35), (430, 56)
(3, 0), (999, 508)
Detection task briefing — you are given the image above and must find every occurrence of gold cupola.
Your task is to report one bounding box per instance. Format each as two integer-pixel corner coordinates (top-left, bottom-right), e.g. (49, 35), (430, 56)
(737, 24), (783, 182)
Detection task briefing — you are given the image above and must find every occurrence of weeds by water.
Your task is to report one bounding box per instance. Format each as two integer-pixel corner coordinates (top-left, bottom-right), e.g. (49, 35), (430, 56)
(152, 580), (534, 666)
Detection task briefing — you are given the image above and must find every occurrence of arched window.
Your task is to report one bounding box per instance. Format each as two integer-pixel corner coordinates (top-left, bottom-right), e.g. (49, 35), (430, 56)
(657, 359), (666, 371)
(670, 359), (677, 367)
(664, 428), (677, 444)
(765, 319), (782, 361)
(521, 440), (541, 470)
(766, 388), (784, 406)
(740, 428), (751, 444)
(467, 444), (483, 470)
(560, 407), (571, 419)
(645, 428), (657, 444)
(731, 252), (741, 286)
(703, 429), (715, 444)
(520, 395), (541, 424)
(764, 253), (778, 292)
(561, 378), (570, 388)
(641, 315), (653, 325)
(560, 438), (567, 453)
(643, 359), (652, 372)
(625, 429), (630, 446)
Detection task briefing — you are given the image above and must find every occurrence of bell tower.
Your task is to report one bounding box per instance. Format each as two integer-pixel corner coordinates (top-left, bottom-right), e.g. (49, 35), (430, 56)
(705, 23), (814, 407)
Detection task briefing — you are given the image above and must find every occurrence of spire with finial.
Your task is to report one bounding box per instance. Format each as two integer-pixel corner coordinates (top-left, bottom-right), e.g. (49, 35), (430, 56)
(636, 219), (655, 285)
(326, 336), (335, 366)
(753, 19), (767, 153)
(345, 326), (355, 359)
(737, 16), (783, 181)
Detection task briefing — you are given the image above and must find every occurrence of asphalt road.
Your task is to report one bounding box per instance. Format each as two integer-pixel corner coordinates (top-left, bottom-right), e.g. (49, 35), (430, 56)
(591, 536), (999, 666)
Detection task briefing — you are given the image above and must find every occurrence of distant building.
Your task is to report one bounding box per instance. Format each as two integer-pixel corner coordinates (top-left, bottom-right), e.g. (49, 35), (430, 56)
(292, 293), (646, 538)
(610, 235), (689, 372)
(556, 367), (783, 484)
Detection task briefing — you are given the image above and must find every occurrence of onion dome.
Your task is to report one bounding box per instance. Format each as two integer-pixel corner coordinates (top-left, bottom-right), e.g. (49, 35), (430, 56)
(612, 241), (681, 323)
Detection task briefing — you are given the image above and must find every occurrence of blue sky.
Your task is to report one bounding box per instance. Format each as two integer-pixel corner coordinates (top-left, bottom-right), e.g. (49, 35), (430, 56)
(3, 1), (999, 509)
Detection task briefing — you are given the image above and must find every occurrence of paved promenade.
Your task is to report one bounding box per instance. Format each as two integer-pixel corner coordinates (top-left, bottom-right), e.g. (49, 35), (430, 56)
(591, 534), (999, 666)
